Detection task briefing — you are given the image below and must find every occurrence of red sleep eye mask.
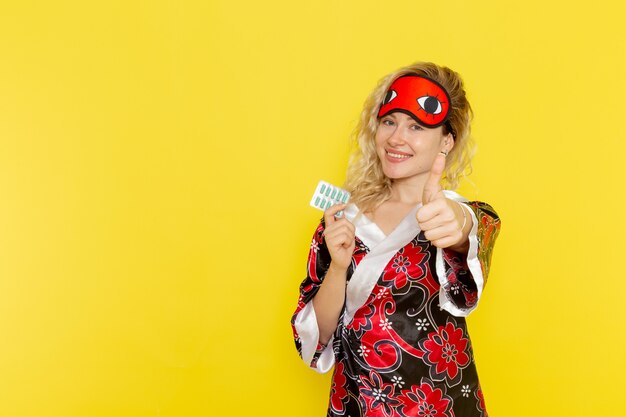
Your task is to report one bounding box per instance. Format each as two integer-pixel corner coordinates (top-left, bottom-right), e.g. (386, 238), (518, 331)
(377, 75), (452, 129)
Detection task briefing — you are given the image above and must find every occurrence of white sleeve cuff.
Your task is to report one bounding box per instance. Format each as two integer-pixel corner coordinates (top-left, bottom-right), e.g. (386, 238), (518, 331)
(293, 301), (336, 373)
(436, 202), (484, 317)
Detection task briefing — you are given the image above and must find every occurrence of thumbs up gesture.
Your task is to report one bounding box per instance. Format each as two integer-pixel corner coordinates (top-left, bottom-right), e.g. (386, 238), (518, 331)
(416, 153), (471, 252)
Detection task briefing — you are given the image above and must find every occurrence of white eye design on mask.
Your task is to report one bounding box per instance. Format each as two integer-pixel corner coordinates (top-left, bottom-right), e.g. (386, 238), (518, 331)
(417, 95), (443, 115)
(383, 89), (397, 105)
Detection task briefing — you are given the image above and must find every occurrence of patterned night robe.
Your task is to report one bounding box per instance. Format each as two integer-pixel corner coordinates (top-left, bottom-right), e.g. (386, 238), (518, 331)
(291, 191), (501, 417)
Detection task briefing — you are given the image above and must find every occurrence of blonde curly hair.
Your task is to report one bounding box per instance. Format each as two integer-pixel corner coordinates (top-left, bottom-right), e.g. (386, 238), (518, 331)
(344, 62), (475, 214)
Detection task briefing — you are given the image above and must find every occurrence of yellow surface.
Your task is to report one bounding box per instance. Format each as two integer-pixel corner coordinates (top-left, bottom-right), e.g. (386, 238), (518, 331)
(0, 1), (624, 416)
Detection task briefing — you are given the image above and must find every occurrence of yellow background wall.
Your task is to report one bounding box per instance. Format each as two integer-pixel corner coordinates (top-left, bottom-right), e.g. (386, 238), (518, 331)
(0, 1), (624, 416)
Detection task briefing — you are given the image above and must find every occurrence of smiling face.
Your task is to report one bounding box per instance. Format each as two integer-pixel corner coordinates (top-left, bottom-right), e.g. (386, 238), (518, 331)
(375, 111), (454, 184)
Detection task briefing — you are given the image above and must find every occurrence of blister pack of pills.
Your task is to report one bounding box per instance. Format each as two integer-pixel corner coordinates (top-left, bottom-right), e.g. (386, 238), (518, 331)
(309, 180), (350, 211)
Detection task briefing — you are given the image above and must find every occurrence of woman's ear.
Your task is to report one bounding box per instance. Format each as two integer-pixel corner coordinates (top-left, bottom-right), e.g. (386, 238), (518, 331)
(442, 133), (455, 154)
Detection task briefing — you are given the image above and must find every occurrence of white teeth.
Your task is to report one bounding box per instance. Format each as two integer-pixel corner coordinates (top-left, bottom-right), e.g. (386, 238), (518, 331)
(387, 151), (411, 159)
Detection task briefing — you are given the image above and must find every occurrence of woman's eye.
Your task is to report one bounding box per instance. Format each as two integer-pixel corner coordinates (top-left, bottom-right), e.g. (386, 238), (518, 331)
(411, 124), (423, 130)
(382, 119), (394, 126)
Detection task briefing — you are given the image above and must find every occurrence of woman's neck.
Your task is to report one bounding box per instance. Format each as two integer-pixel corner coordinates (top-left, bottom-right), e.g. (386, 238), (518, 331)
(389, 175), (428, 205)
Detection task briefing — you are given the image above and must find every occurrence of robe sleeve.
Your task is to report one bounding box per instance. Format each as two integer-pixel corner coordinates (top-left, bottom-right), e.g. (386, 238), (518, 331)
(435, 201), (501, 316)
(290, 219), (337, 373)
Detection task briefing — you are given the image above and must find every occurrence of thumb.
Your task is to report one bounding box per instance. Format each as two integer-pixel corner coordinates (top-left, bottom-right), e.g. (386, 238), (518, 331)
(324, 203), (347, 227)
(422, 153), (446, 204)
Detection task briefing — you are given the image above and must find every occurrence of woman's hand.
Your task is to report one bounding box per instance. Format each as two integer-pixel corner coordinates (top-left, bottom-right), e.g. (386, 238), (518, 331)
(323, 204), (356, 270)
(417, 154), (472, 252)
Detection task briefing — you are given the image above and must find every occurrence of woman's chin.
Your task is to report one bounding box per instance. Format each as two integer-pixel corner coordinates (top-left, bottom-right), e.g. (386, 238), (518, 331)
(381, 164), (407, 178)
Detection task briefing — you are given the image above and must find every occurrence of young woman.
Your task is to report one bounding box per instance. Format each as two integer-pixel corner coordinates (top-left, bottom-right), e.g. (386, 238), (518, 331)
(291, 62), (501, 417)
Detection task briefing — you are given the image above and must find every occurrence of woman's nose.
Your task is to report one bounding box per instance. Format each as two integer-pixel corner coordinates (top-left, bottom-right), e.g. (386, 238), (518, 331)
(387, 125), (407, 146)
